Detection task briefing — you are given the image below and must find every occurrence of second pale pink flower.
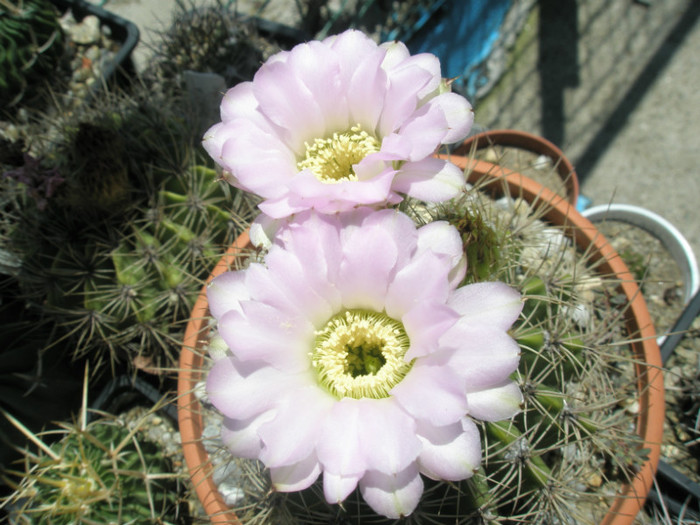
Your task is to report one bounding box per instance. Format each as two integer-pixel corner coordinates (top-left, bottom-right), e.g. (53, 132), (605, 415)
(203, 29), (474, 219)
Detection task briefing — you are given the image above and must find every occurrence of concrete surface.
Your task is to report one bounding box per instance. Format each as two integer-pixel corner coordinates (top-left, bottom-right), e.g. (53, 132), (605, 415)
(473, 0), (700, 266)
(97, 0), (700, 263)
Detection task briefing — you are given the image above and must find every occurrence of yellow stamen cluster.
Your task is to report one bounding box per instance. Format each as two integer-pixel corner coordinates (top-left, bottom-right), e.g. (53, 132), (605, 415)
(311, 309), (412, 399)
(297, 125), (381, 183)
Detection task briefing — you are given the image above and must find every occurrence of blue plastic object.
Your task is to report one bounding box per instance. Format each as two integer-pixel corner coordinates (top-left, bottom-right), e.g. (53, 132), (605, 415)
(576, 194), (592, 212)
(399, 0), (512, 99)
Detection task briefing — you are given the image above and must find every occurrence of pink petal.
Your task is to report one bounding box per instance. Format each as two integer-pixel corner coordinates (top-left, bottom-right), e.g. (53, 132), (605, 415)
(380, 45), (441, 99)
(338, 225), (398, 311)
(416, 220), (467, 286)
(466, 380), (523, 422)
(416, 417), (481, 481)
(274, 214), (343, 312)
(258, 387), (334, 468)
(287, 40), (349, 132)
(261, 169), (397, 218)
(392, 157), (466, 202)
(206, 357), (303, 420)
(288, 164), (393, 203)
(394, 102), (448, 160)
(402, 53), (442, 99)
(359, 464), (423, 519)
(207, 270), (250, 319)
(258, 193), (314, 219)
(391, 364), (467, 426)
(348, 49), (388, 132)
(385, 250), (452, 319)
(270, 452), (322, 492)
(217, 304), (311, 371)
(441, 325), (521, 391)
(402, 302), (459, 360)
(377, 132), (413, 160)
(356, 399), (421, 475)
(323, 471), (362, 504)
(265, 246), (337, 326)
(244, 262), (297, 313)
(249, 212), (280, 248)
(317, 399), (367, 477)
(359, 208), (419, 267)
(377, 64), (433, 137)
(327, 29), (381, 80)
(253, 59), (325, 150)
(378, 40), (411, 70)
(220, 412), (274, 459)
(429, 92), (474, 144)
(218, 121), (297, 196)
(448, 282), (523, 330)
(201, 122), (228, 165)
(220, 82), (258, 123)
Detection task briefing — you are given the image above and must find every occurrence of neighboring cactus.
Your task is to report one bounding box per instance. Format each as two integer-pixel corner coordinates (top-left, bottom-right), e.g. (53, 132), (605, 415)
(1, 381), (182, 524)
(0, 0), (65, 108)
(149, 1), (270, 88)
(13, 159), (254, 373)
(2, 77), (257, 375)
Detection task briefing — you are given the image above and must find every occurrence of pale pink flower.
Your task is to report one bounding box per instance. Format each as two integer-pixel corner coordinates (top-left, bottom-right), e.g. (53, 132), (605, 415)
(202, 29), (474, 219)
(206, 209), (522, 518)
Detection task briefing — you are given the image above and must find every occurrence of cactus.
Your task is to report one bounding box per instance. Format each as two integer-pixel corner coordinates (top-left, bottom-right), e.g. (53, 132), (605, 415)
(200, 185), (648, 524)
(148, 0), (270, 88)
(12, 158), (254, 373)
(435, 192), (647, 524)
(1, 375), (183, 524)
(2, 77), (257, 375)
(0, 0), (65, 109)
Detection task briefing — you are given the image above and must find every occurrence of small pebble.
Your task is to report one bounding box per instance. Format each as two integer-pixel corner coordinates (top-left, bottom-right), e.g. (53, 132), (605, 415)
(586, 472), (603, 488)
(218, 482), (245, 506)
(69, 15), (102, 45)
(533, 154), (552, 170)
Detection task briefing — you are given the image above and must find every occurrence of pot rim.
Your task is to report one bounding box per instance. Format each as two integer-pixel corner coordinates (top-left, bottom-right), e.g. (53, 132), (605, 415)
(582, 203), (700, 305)
(454, 128), (580, 207)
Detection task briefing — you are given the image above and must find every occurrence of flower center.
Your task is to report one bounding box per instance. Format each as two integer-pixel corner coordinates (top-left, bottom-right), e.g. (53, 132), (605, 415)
(311, 309), (413, 399)
(297, 125), (381, 183)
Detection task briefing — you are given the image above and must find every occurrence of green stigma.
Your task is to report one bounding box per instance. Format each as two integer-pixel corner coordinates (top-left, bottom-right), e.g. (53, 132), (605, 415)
(297, 125), (381, 183)
(311, 309), (413, 399)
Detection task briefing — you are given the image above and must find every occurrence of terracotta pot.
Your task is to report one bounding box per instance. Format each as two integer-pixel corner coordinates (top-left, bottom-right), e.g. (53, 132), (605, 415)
(178, 154), (663, 525)
(178, 232), (250, 525)
(456, 129), (580, 206)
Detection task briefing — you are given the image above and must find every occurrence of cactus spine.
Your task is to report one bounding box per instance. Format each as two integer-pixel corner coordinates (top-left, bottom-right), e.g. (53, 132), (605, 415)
(1, 378), (182, 524)
(13, 160), (252, 372)
(0, 0), (65, 108)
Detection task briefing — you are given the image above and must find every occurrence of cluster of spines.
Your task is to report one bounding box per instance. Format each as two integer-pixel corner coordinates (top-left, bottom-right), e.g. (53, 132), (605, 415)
(2, 410), (181, 523)
(0, 0), (65, 108)
(14, 159), (250, 372)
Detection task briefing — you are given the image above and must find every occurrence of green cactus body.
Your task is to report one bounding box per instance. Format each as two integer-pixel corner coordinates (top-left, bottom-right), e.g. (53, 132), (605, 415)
(4, 417), (180, 524)
(0, 0), (65, 108)
(237, 192), (648, 524)
(13, 157), (249, 372)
